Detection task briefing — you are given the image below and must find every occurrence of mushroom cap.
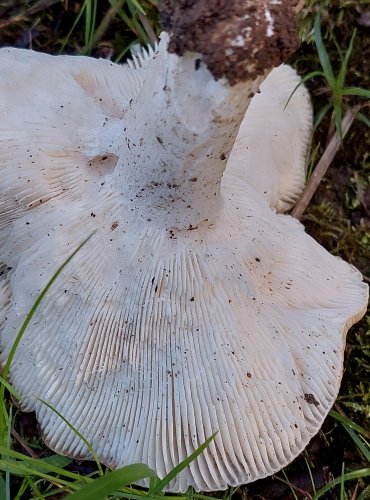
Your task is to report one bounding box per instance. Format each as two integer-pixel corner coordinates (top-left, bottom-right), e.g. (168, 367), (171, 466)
(0, 40), (368, 492)
(227, 64), (312, 212)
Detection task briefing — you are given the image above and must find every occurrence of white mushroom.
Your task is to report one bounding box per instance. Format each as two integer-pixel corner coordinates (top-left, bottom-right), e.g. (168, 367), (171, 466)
(0, 0), (368, 493)
(227, 64), (312, 212)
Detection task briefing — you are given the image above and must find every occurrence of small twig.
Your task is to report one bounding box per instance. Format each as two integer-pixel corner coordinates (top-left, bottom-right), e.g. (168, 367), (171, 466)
(291, 104), (361, 219)
(351, 481), (360, 500)
(11, 428), (39, 459)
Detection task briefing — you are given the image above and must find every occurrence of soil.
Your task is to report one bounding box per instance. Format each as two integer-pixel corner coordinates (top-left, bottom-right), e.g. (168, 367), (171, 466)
(160, 0), (299, 84)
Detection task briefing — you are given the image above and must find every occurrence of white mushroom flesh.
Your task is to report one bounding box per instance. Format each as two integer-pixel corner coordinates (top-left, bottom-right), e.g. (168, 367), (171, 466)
(0, 30), (368, 494)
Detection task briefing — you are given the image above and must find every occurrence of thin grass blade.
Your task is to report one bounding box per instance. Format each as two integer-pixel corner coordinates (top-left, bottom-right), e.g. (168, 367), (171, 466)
(59, 0), (88, 53)
(313, 12), (334, 81)
(128, 0), (146, 15)
(356, 112), (370, 128)
(329, 410), (369, 437)
(0, 446), (90, 481)
(38, 398), (104, 476)
(313, 101), (332, 132)
(65, 463), (157, 500)
(0, 376), (21, 401)
(338, 28), (357, 88)
(284, 71), (325, 110)
(312, 469), (370, 499)
(342, 87), (370, 98)
(357, 485), (370, 500)
(149, 433), (216, 494)
(343, 427), (370, 463)
(333, 100), (343, 141)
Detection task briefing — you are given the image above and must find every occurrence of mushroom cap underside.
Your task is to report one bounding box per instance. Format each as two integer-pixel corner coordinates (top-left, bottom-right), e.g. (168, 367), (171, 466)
(0, 46), (368, 492)
(1, 187), (367, 492)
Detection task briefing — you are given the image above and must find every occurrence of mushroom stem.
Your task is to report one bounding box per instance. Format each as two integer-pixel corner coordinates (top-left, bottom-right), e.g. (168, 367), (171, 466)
(119, 39), (265, 230)
(117, 0), (299, 231)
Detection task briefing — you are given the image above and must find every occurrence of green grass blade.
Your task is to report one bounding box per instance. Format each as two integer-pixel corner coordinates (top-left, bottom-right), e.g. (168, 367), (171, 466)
(357, 485), (370, 500)
(115, 40), (137, 62)
(0, 459), (83, 489)
(0, 477), (5, 500)
(38, 398), (104, 476)
(330, 28), (344, 66)
(40, 454), (73, 469)
(343, 427), (370, 463)
(333, 100), (343, 141)
(305, 456), (316, 496)
(65, 463), (157, 500)
(84, 0), (92, 46)
(329, 410), (369, 437)
(356, 112), (370, 128)
(284, 72), (324, 110)
(0, 446), (90, 481)
(313, 12), (334, 81)
(338, 28), (357, 88)
(313, 101), (332, 132)
(25, 473), (45, 500)
(341, 87), (370, 99)
(128, 0), (146, 16)
(312, 469), (370, 499)
(187, 485), (194, 500)
(5, 406), (12, 500)
(149, 433), (217, 494)
(0, 376), (21, 401)
(84, 0), (98, 52)
(281, 469), (299, 500)
(59, 0), (88, 53)
(340, 463), (345, 500)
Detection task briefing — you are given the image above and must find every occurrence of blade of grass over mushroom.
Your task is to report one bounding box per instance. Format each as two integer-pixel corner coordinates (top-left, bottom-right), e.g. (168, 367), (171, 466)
(65, 464), (158, 500)
(0, 232), (95, 440)
(38, 398), (104, 476)
(149, 434), (217, 494)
